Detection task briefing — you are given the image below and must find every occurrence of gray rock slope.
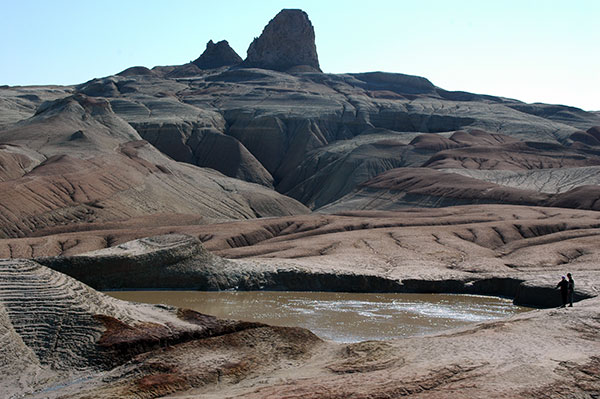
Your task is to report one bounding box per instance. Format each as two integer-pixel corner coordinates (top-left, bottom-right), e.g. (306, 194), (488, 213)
(55, 68), (600, 211)
(0, 93), (309, 238)
(2, 9), (599, 216)
(0, 257), (266, 397)
(37, 234), (262, 290)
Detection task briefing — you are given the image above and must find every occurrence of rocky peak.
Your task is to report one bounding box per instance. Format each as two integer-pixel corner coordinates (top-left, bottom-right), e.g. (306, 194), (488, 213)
(244, 9), (321, 72)
(192, 40), (242, 69)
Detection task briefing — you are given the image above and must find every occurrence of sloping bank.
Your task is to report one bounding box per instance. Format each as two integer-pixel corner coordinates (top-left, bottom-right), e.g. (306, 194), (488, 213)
(37, 234), (596, 308)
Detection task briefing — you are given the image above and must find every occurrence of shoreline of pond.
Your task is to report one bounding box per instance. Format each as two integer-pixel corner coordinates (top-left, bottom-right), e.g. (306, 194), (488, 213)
(104, 290), (532, 342)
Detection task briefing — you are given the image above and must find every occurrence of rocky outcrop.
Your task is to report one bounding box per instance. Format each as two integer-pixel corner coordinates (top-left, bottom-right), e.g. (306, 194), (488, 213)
(319, 166), (600, 213)
(163, 62), (204, 78)
(0, 144), (45, 181)
(131, 121), (275, 187)
(548, 184), (600, 210)
(9, 56), (594, 215)
(37, 234), (263, 290)
(0, 258), (317, 398)
(192, 40), (242, 69)
(186, 205), (600, 307)
(277, 133), (427, 209)
(25, 207), (600, 309)
(3, 233), (600, 398)
(276, 129), (570, 209)
(244, 9), (321, 72)
(351, 71), (437, 96)
(317, 167), (551, 212)
(0, 85), (72, 130)
(508, 103), (600, 131)
(102, 66), (592, 212)
(36, 238), (596, 307)
(424, 140), (600, 170)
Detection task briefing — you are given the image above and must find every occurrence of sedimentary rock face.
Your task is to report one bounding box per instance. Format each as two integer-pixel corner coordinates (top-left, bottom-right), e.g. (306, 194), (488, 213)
(244, 9), (321, 72)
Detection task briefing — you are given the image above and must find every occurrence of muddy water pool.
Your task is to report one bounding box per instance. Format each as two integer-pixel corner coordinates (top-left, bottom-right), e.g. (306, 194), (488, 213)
(105, 291), (531, 343)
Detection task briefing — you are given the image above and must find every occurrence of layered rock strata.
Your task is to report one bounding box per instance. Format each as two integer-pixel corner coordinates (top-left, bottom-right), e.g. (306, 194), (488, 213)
(2, 9), (600, 221)
(35, 209), (600, 308)
(0, 93), (308, 238)
(0, 259), (290, 398)
(38, 234), (258, 291)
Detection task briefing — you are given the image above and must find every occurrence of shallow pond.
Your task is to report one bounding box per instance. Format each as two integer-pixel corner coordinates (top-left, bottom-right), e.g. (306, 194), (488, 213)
(105, 291), (531, 343)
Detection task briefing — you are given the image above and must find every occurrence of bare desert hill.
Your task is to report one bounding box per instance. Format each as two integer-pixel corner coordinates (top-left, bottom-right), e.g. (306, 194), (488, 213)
(3, 61), (600, 226)
(2, 7), (600, 399)
(0, 93), (308, 238)
(3, 67), (600, 238)
(1, 13), (599, 219)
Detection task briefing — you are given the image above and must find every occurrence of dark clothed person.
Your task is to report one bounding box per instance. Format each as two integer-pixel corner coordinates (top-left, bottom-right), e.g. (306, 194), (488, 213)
(567, 273), (574, 307)
(556, 276), (568, 308)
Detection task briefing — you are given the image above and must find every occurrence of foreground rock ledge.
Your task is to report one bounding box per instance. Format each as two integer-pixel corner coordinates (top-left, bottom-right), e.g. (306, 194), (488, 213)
(37, 233), (596, 308)
(32, 203), (600, 308)
(1, 258), (600, 398)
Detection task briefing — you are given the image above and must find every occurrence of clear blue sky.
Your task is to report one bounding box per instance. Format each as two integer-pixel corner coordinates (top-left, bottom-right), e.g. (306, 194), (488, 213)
(2, 0), (598, 110)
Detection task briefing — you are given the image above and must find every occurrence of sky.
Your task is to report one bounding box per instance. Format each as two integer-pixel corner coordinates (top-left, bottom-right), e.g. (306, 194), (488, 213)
(2, 0), (598, 110)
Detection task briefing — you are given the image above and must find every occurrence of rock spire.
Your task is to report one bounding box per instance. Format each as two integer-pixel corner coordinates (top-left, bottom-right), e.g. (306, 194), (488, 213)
(244, 9), (321, 72)
(193, 40), (242, 69)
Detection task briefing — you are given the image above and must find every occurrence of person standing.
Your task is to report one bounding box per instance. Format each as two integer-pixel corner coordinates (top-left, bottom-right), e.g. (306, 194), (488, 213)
(556, 276), (569, 308)
(567, 273), (574, 307)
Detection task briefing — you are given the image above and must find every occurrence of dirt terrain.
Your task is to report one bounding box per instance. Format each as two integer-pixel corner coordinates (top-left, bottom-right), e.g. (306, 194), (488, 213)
(2, 8), (600, 398)
(1, 224), (599, 398)
(2, 206), (600, 396)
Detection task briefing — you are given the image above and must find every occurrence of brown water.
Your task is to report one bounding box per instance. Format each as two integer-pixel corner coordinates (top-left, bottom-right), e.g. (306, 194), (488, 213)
(105, 291), (531, 343)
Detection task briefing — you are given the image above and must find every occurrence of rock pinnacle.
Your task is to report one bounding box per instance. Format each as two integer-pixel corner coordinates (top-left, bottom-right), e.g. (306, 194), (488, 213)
(244, 9), (321, 72)
(193, 40), (242, 69)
